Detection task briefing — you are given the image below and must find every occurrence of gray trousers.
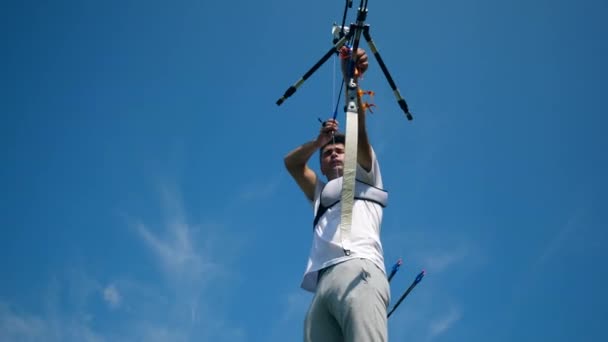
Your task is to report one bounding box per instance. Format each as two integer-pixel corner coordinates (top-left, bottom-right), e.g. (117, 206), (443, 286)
(304, 258), (390, 342)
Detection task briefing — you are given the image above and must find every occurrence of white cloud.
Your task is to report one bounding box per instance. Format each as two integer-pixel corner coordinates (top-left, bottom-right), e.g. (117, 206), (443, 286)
(266, 291), (312, 342)
(383, 228), (484, 276)
(1, 178), (246, 342)
(103, 284), (121, 309)
(238, 177), (281, 201)
(129, 181), (245, 340)
(422, 247), (468, 274)
(134, 183), (224, 288)
(536, 206), (584, 266)
(0, 302), (46, 341)
(0, 301), (105, 342)
(283, 291), (310, 322)
(135, 221), (213, 280)
(381, 229), (476, 341)
(428, 306), (462, 338)
(130, 323), (188, 342)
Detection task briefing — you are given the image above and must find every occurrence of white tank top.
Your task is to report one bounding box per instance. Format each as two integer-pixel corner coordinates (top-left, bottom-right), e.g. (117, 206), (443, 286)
(300, 149), (387, 292)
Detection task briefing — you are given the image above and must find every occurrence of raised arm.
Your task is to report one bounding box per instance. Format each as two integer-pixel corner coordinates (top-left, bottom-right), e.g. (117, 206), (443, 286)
(341, 47), (373, 172)
(284, 119), (339, 201)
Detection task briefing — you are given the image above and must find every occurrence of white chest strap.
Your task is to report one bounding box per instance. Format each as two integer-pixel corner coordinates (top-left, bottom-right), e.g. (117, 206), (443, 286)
(314, 179), (388, 228)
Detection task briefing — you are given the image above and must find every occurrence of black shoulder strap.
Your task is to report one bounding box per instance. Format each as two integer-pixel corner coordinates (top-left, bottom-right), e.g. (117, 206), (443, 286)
(313, 200), (339, 228)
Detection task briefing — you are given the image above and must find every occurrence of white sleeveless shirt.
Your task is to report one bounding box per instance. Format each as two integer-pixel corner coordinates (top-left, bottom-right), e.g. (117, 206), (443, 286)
(300, 149), (387, 292)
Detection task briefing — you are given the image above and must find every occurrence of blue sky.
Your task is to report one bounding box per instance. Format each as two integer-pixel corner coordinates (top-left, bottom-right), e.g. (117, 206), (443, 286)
(1, 0), (607, 341)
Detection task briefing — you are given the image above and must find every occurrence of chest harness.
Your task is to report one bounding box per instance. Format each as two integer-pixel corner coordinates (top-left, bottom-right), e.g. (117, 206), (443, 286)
(313, 177), (388, 228)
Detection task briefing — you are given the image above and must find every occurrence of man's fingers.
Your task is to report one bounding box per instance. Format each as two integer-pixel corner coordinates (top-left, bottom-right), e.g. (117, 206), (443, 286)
(358, 55), (368, 66)
(356, 49), (368, 74)
(356, 48), (366, 58)
(323, 125), (337, 134)
(321, 120), (339, 135)
(340, 48), (369, 76)
(322, 119), (338, 127)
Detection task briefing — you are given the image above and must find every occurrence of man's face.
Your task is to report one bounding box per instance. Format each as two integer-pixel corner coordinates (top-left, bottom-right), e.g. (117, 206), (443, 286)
(320, 143), (345, 179)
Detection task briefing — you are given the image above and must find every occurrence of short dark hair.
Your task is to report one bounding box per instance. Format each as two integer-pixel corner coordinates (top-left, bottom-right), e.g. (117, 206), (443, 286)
(319, 133), (346, 163)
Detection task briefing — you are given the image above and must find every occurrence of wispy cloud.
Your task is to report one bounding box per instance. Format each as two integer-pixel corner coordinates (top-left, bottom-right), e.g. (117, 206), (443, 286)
(2, 177), (246, 342)
(422, 247), (469, 274)
(135, 220), (216, 282)
(384, 227), (484, 275)
(129, 180), (245, 341)
(129, 323), (188, 342)
(267, 290), (312, 342)
(282, 291), (310, 323)
(0, 287), (105, 342)
(506, 205), (588, 309)
(103, 284), (121, 310)
(0, 296), (184, 342)
(0, 302), (47, 342)
(536, 206), (585, 266)
(381, 228), (477, 341)
(428, 306), (462, 338)
(238, 176), (282, 201)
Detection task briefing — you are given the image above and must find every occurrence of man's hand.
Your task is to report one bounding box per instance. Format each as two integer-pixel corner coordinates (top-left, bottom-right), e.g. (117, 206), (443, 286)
(340, 46), (369, 81)
(315, 119), (339, 147)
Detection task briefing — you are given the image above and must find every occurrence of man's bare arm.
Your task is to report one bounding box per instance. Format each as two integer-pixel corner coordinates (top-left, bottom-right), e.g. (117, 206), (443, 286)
(284, 140), (320, 202)
(284, 119), (339, 201)
(356, 93), (373, 172)
(341, 47), (373, 172)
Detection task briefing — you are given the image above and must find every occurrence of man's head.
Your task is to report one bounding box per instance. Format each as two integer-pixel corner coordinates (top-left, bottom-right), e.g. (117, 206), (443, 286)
(319, 133), (346, 180)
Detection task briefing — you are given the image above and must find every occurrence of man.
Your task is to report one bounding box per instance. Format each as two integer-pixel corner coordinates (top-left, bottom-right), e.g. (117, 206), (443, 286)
(284, 47), (390, 342)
